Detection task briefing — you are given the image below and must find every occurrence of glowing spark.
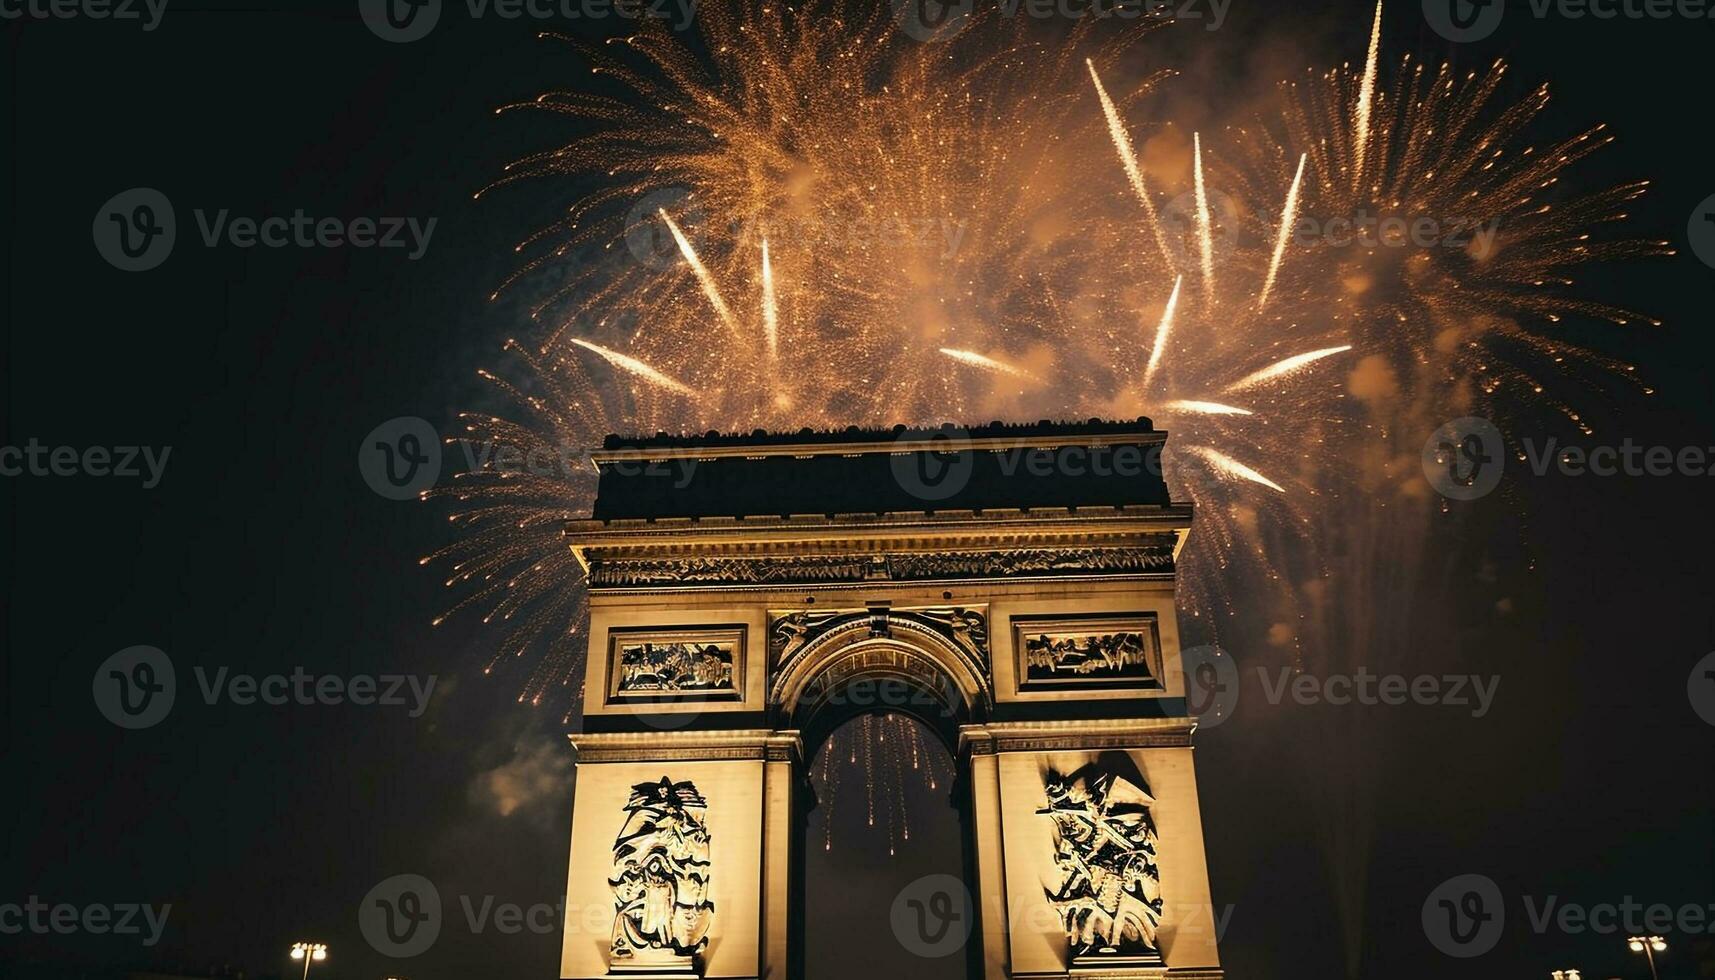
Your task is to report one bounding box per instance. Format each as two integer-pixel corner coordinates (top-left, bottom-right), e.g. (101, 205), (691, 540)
(1183, 445), (1287, 493)
(1259, 153), (1307, 312)
(1088, 59), (1174, 269)
(1193, 132), (1214, 300)
(1162, 400), (1254, 416)
(939, 348), (1040, 382)
(1224, 345), (1354, 392)
(659, 208), (739, 337)
(1141, 275), (1182, 394)
(1354, 0), (1382, 179)
(569, 338), (696, 397)
(761, 237), (779, 359)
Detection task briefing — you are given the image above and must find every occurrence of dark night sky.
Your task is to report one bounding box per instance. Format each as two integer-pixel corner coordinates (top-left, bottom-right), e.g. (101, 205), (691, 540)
(3, 2), (1713, 979)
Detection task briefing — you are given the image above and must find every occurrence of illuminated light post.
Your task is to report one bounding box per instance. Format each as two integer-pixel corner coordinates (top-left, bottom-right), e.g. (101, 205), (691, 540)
(1627, 935), (1667, 980)
(288, 942), (327, 980)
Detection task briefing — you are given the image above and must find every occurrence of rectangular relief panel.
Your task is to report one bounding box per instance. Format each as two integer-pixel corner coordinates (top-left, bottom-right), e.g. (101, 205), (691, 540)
(1011, 613), (1164, 694)
(605, 625), (746, 705)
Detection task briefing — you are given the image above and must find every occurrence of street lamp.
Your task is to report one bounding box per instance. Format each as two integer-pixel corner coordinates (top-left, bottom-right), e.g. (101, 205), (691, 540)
(1627, 935), (1667, 980)
(289, 942), (328, 980)
(1551, 970), (1582, 980)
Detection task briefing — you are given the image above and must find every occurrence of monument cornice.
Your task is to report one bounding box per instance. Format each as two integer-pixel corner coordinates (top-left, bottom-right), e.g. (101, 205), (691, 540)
(568, 729), (803, 764)
(567, 505), (1192, 555)
(958, 718), (1199, 755)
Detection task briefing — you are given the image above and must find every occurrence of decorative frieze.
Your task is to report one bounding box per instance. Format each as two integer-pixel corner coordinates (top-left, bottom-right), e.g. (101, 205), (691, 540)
(1012, 614), (1165, 693)
(585, 544), (1175, 589)
(606, 627), (745, 704)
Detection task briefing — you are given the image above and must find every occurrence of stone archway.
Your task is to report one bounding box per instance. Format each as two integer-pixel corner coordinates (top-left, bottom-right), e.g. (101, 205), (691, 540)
(557, 421), (1226, 980)
(770, 607), (993, 761)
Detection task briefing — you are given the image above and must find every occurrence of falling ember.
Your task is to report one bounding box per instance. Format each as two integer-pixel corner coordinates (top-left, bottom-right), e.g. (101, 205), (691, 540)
(1354, 0), (1383, 179)
(760, 237), (779, 360)
(1182, 446), (1287, 493)
(1258, 153), (1307, 313)
(939, 347), (1040, 383)
(1162, 400), (1255, 416)
(659, 208), (740, 337)
(1225, 346), (1354, 392)
(569, 338), (697, 397)
(1193, 132), (1215, 301)
(1088, 59), (1174, 269)
(1141, 275), (1182, 394)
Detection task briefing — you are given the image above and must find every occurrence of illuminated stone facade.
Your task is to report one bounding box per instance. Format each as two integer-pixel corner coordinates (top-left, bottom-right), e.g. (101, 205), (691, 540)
(559, 421), (1224, 979)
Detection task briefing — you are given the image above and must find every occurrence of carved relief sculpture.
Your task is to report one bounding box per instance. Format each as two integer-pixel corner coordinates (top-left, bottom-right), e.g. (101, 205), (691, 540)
(607, 628), (744, 704)
(1013, 615), (1164, 692)
(608, 777), (714, 972)
(1039, 767), (1164, 964)
(617, 642), (734, 693)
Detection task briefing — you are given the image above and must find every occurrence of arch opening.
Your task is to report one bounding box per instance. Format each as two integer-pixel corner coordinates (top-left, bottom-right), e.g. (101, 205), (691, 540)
(801, 711), (966, 980)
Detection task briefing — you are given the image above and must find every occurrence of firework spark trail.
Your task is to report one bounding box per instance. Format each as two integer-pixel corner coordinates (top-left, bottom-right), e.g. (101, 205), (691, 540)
(570, 338), (697, 397)
(659, 208), (740, 338)
(761, 237), (779, 359)
(1141, 274), (1181, 394)
(1225, 346), (1354, 391)
(1258, 152), (1306, 313)
(939, 347), (1041, 382)
(432, 0), (1661, 856)
(1163, 400), (1254, 415)
(1183, 445), (1287, 493)
(1193, 132), (1215, 303)
(1354, 0), (1382, 180)
(1088, 59), (1175, 269)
